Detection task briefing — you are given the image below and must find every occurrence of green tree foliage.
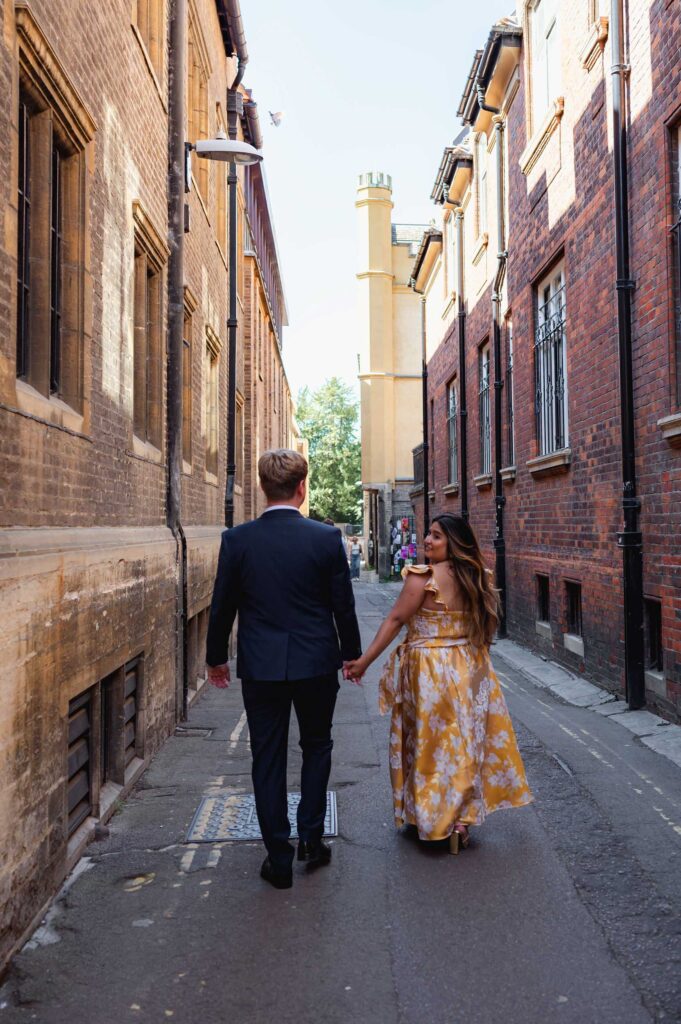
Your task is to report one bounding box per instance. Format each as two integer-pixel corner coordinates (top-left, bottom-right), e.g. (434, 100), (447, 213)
(296, 378), (362, 523)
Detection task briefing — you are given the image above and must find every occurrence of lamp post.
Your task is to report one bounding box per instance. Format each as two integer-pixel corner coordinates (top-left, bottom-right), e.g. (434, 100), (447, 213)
(188, 130), (262, 528)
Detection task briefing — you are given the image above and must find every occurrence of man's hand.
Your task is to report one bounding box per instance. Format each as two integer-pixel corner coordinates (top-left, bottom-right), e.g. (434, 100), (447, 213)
(343, 659), (364, 686)
(207, 663), (230, 689)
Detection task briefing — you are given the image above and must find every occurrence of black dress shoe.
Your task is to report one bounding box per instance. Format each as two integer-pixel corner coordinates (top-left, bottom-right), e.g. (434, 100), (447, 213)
(297, 839), (332, 867)
(260, 856), (293, 889)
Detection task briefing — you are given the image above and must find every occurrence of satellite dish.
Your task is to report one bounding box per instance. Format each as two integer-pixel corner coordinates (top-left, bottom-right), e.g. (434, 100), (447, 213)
(269, 111), (284, 127)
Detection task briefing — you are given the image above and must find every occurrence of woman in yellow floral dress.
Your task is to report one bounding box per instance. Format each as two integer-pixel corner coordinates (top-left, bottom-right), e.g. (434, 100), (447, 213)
(345, 514), (532, 854)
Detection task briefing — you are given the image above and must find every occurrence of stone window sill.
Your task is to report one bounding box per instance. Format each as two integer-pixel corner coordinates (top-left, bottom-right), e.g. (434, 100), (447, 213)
(519, 97), (565, 177)
(535, 620), (551, 640)
(580, 17), (609, 71)
(131, 434), (163, 465)
(442, 482), (459, 496)
(13, 379), (88, 438)
(474, 473), (492, 490)
(563, 632), (584, 658)
(205, 471), (219, 487)
(472, 233), (489, 266)
(182, 459), (193, 476)
(644, 670), (666, 699)
(527, 448), (571, 478)
(409, 484), (424, 499)
(500, 465), (516, 482)
(428, 490), (436, 501)
(658, 411), (681, 446)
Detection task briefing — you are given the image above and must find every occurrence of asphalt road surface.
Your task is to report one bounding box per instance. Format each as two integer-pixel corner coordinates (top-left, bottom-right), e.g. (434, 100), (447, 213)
(1, 581), (679, 1023)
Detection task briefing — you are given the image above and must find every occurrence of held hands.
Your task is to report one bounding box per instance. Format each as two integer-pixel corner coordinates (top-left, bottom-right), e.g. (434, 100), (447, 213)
(343, 658), (368, 685)
(207, 663), (230, 689)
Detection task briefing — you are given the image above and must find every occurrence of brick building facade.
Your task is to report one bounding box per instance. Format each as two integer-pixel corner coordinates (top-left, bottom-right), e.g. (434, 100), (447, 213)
(409, 1), (681, 721)
(0, 0), (295, 968)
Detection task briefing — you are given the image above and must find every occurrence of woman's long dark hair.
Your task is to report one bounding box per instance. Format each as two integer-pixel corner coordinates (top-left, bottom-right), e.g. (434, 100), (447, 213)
(430, 514), (500, 647)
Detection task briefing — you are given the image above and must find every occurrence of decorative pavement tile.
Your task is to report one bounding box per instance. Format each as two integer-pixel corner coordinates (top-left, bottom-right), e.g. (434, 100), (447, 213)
(186, 791), (338, 843)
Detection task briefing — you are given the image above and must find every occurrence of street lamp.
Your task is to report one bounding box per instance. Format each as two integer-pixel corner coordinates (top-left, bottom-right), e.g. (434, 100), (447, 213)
(185, 130), (262, 190)
(189, 129), (262, 528)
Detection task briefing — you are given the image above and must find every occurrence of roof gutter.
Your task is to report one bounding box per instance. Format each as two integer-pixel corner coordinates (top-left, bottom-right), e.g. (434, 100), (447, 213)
(221, 0), (249, 88)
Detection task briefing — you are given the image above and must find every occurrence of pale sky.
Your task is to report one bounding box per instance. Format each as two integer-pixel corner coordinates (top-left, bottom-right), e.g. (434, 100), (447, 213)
(243, 0), (514, 398)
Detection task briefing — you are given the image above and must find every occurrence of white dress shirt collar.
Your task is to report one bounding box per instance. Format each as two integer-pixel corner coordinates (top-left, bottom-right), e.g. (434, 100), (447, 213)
(262, 505), (302, 514)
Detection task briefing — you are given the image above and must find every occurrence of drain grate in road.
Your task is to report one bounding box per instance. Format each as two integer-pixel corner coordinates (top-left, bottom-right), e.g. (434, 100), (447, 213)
(186, 791), (337, 843)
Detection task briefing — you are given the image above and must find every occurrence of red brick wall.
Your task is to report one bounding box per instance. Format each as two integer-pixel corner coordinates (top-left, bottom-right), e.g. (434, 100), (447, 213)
(415, 0), (681, 719)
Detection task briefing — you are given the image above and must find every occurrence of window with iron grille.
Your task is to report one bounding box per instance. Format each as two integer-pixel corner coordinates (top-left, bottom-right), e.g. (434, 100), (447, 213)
(535, 264), (568, 455)
(565, 580), (582, 636)
(100, 672), (116, 786)
(67, 690), (93, 837)
(479, 344), (491, 474)
(505, 318), (515, 466)
(123, 659), (140, 768)
(537, 574), (550, 622)
(644, 599), (663, 673)
(672, 123), (681, 405)
(447, 379), (458, 483)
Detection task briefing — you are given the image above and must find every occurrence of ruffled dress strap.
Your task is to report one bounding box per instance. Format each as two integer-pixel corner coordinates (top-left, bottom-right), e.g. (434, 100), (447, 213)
(401, 563), (447, 609)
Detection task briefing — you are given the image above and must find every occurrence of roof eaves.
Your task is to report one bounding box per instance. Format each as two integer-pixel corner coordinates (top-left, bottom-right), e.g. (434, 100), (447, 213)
(410, 228), (442, 287)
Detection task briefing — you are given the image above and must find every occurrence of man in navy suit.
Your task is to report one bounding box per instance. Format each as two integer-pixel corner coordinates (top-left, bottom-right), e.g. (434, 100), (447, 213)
(206, 449), (362, 889)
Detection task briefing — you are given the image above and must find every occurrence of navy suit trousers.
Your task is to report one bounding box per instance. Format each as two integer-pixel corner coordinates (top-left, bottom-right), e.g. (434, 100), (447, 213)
(241, 674), (339, 872)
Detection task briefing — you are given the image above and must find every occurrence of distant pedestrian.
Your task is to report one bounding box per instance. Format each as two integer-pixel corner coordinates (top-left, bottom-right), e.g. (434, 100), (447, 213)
(345, 514), (532, 854)
(348, 536), (362, 580)
(205, 450), (362, 889)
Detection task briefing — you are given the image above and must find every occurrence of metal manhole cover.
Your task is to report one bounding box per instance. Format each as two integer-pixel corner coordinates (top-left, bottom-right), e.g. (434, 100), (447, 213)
(186, 791), (337, 843)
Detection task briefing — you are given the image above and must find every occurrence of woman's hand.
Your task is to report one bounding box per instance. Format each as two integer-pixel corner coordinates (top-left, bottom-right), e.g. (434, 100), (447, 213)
(344, 657), (368, 683)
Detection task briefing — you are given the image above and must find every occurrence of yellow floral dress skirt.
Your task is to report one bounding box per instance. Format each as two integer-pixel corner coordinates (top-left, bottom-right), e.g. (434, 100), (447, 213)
(379, 566), (533, 841)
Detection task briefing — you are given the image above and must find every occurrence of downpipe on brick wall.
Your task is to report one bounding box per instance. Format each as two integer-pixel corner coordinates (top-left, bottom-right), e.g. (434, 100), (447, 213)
(450, 201), (469, 523)
(492, 115), (507, 637)
(611, 0), (645, 709)
(168, 0), (189, 719)
(224, 7), (249, 529)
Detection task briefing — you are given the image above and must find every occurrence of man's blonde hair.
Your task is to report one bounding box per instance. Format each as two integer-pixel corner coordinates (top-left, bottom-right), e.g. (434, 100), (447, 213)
(258, 449), (308, 500)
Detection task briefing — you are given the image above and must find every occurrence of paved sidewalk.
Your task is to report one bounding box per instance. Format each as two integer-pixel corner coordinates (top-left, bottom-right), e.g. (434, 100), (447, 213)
(1, 582), (679, 1023)
(494, 638), (681, 770)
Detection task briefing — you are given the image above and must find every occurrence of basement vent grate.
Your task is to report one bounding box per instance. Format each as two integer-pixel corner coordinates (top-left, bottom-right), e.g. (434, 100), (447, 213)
(186, 791), (338, 843)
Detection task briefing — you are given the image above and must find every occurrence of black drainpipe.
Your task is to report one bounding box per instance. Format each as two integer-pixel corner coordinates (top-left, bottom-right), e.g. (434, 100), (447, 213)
(492, 115), (507, 636)
(455, 206), (469, 522)
(168, 0), (188, 719)
(224, 3), (249, 528)
(611, 0), (645, 708)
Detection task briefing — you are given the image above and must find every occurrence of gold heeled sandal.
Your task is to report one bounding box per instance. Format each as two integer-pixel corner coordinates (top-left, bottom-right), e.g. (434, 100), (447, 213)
(448, 824), (470, 856)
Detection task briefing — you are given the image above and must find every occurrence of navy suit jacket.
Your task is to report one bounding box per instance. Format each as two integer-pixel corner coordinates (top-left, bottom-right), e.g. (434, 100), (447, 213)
(205, 510), (362, 681)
